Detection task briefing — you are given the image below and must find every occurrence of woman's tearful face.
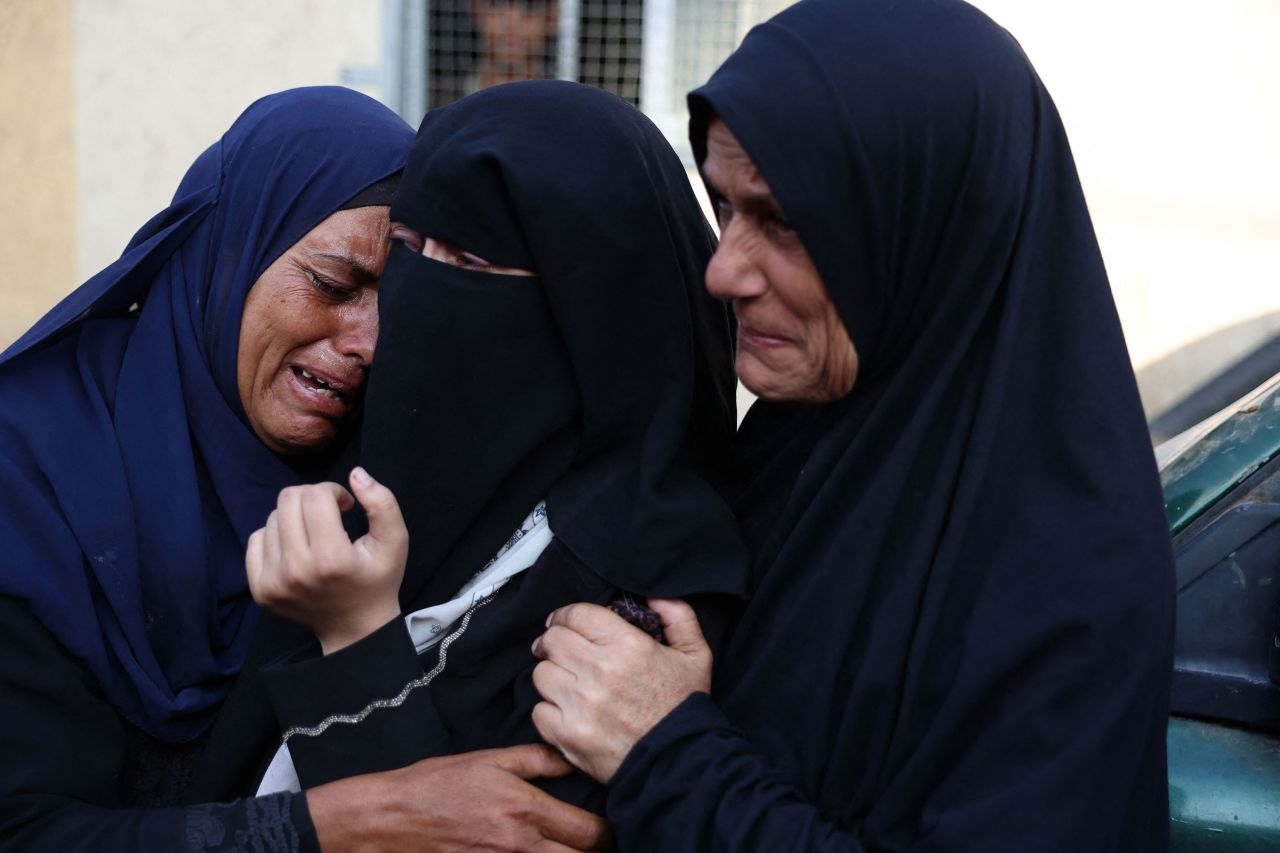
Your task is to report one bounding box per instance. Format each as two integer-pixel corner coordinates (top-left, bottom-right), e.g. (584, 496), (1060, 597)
(701, 119), (858, 403)
(236, 206), (404, 456)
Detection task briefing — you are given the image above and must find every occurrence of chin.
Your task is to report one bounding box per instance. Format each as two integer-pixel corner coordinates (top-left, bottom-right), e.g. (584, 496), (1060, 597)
(256, 419), (342, 457)
(738, 374), (794, 403)
(737, 354), (793, 402)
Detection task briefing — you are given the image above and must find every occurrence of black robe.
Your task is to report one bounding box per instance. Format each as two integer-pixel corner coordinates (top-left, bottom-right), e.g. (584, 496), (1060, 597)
(606, 1), (1176, 850)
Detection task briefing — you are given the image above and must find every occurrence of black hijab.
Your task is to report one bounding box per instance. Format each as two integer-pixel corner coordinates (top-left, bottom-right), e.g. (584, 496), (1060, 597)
(356, 80), (746, 804)
(680, 0), (1174, 847)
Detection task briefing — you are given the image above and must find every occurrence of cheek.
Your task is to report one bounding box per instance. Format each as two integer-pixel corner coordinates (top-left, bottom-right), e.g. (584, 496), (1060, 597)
(783, 273), (842, 375)
(243, 297), (321, 386)
(237, 300), (273, 398)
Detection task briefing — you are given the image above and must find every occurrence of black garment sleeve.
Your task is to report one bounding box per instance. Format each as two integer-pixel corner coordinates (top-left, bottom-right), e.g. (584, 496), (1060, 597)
(0, 596), (319, 853)
(606, 693), (865, 852)
(262, 616), (448, 787)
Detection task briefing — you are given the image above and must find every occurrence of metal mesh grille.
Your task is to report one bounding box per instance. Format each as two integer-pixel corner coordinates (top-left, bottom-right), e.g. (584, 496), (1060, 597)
(421, 0), (790, 155)
(426, 0), (559, 108)
(578, 0), (644, 104)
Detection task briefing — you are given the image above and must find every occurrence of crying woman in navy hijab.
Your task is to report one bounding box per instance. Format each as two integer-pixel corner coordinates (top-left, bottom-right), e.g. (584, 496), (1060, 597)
(240, 80), (749, 813)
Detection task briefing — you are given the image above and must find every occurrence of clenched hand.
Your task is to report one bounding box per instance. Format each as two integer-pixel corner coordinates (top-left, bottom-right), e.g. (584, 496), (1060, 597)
(530, 598), (712, 784)
(247, 467), (408, 654)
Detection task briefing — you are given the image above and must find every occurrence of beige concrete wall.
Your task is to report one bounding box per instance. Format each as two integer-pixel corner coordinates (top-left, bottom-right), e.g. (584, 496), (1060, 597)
(73, 0), (384, 286)
(0, 0), (77, 348)
(1, 1), (384, 350)
(969, 0), (1280, 415)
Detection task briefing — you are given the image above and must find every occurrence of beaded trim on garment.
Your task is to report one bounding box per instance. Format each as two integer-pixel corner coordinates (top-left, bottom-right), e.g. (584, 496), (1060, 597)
(280, 591), (498, 742)
(279, 502), (548, 743)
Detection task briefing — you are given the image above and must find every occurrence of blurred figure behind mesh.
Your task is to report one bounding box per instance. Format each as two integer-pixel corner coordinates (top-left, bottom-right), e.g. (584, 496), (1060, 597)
(426, 0), (641, 108)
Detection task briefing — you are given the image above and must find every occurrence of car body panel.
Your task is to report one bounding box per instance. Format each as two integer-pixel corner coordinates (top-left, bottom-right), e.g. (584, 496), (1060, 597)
(1160, 370), (1280, 850)
(1162, 375), (1280, 535)
(1169, 717), (1280, 851)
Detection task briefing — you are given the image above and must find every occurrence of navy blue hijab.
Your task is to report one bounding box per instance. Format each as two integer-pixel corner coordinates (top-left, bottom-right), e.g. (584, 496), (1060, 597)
(619, 0), (1174, 848)
(0, 87), (412, 742)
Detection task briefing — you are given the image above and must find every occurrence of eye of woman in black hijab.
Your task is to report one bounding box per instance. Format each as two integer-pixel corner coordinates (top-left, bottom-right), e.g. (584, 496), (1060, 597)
(420, 235), (535, 277)
(389, 223), (425, 255)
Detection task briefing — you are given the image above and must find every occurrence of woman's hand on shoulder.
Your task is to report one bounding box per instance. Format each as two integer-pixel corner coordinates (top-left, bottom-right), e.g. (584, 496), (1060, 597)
(246, 466), (408, 654)
(530, 598), (712, 784)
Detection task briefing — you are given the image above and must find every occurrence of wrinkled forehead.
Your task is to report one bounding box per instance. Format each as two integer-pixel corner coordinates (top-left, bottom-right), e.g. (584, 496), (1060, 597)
(215, 86), (414, 283)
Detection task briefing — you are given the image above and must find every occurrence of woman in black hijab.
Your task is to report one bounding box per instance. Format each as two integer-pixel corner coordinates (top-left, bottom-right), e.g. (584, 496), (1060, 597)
(531, 1), (1177, 849)
(238, 79), (747, 817)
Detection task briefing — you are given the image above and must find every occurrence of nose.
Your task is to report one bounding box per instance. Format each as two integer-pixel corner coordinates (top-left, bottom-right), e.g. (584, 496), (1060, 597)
(336, 296), (379, 366)
(705, 221), (767, 303)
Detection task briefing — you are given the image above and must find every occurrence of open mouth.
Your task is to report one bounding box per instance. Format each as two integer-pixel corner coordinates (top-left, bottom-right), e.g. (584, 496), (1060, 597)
(291, 366), (354, 404)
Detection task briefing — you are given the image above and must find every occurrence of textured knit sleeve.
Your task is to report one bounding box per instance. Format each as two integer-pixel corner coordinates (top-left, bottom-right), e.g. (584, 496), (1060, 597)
(0, 595), (320, 853)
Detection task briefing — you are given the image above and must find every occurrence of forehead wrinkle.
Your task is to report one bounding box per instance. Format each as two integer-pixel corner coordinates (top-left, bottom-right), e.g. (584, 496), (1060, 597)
(704, 167), (787, 219)
(703, 144), (784, 216)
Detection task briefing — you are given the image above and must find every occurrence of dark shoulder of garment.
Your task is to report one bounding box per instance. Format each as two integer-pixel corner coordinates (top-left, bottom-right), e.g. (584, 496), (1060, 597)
(0, 595), (319, 852)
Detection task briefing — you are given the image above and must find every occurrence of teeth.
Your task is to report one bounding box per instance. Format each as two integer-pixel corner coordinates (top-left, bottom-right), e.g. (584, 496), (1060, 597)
(300, 368), (331, 389)
(297, 367), (346, 401)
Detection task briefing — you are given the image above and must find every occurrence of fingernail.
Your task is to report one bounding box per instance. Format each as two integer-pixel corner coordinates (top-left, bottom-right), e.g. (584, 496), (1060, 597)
(351, 466), (373, 487)
(545, 611), (553, 628)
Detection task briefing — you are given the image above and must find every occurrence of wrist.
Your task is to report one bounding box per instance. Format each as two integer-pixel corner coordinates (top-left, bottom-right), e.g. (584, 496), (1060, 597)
(308, 766), (414, 852)
(306, 779), (365, 851)
(317, 605), (402, 655)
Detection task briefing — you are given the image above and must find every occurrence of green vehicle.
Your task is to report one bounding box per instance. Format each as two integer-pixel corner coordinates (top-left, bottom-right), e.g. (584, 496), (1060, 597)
(1159, 366), (1280, 850)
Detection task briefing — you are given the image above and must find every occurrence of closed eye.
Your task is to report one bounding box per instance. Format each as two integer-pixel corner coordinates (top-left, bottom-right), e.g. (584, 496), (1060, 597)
(308, 270), (356, 301)
(764, 213), (797, 240)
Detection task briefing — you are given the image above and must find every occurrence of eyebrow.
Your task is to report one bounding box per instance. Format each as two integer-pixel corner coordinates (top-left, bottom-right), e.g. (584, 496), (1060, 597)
(737, 192), (787, 216)
(703, 176), (786, 217)
(308, 251), (379, 284)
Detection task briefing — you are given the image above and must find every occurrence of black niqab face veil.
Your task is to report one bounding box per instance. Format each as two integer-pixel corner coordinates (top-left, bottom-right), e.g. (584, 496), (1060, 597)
(346, 83), (746, 811)
(674, 0), (1175, 847)
(364, 78), (745, 612)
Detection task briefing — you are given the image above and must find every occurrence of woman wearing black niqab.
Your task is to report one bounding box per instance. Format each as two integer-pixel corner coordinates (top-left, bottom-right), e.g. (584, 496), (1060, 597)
(240, 80), (747, 817)
(531, 1), (1177, 849)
